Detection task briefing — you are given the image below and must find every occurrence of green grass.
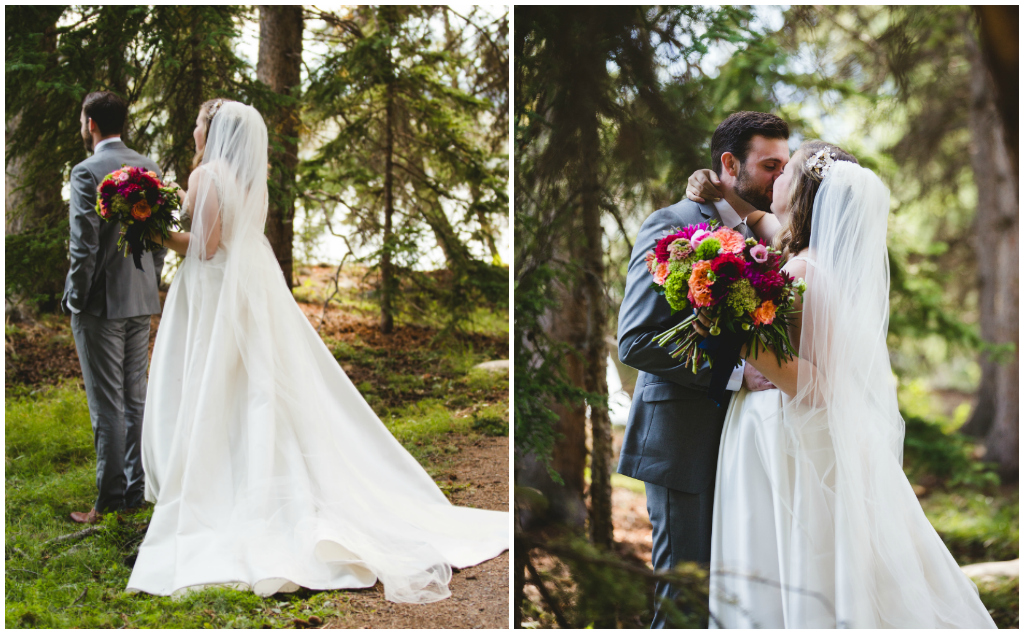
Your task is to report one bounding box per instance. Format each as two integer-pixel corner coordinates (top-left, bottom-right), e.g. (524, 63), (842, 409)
(920, 488), (1019, 565)
(6, 338), (508, 628)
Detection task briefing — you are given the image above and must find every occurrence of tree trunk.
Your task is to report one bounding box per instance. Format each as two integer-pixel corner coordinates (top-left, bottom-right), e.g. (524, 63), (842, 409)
(515, 273), (589, 531)
(7, 16), (61, 236)
(5, 15), (65, 312)
(579, 116), (613, 551)
(380, 79), (396, 334)
(963, 26), (1019, 480)
(974, 6), (1018, 183)
(514, 503), (526, 628)
(257, 5), (303, 288)
(6, 114), (28, 236)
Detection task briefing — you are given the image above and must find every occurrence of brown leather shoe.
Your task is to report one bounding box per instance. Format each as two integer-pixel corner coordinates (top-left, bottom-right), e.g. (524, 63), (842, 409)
(69, 508), (102, 524)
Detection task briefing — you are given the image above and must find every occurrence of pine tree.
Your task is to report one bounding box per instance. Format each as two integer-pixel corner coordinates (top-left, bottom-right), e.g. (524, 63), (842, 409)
(305, 6), (507, 334)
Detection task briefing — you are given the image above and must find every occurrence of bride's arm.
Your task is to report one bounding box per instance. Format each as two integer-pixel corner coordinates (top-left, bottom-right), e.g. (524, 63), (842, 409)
(745, 211), (782, 243)
(153, 168), (222, 258)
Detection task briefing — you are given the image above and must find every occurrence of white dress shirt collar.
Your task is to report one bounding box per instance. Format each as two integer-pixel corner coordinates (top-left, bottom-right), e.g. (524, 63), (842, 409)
(94, 136), (122, 153)
(713, 197), (744, 230)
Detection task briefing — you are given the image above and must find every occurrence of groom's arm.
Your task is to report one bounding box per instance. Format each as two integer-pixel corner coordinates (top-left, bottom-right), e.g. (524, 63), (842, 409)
(617, 207), (715, 391)
(64, 164), (101, 314)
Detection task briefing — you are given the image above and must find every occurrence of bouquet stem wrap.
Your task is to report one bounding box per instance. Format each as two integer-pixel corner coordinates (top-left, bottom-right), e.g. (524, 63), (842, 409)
(124, 221), (147, 271)
(697, 329), (746, 407)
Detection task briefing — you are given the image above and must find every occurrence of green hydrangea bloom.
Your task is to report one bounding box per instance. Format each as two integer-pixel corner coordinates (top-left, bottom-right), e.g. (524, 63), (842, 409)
(726, 278), (759, 316)
(695, 238), (721, 260)
(664, 270), (691, 313)
(112, 196), (129, 217)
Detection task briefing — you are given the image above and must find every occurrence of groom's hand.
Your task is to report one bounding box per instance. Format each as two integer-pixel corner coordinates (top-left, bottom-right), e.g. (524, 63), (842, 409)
(692, 309), (712, 338)
(686, 169), (723, 204)
(743, 363), (775, 392)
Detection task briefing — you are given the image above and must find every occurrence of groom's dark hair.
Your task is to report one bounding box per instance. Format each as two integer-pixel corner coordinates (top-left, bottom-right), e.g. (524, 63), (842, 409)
(82, 91), (128, 136)
(711, 111), (789, 175)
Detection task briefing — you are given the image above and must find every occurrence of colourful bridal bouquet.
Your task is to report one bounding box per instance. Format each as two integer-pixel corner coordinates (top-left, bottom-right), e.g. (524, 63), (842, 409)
(645, 220), (806, 405)
(95, 165), (181, 271)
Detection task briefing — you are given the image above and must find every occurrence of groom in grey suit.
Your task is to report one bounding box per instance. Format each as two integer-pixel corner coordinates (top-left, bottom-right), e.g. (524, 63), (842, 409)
(62, 91), (165, 523)
(616, 112), (791, 627)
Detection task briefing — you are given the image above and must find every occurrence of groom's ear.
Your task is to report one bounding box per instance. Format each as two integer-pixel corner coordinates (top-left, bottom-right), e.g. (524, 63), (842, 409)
(720, 152), (741, 178)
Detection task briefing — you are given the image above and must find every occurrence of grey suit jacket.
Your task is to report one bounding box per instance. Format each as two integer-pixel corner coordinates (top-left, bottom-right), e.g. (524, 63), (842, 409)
(616, 198), (754, 493)
(61, 140), (166, 319)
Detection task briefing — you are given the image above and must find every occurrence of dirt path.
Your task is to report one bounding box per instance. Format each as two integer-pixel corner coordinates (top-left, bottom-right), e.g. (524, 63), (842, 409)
(326, 435), (509, 629)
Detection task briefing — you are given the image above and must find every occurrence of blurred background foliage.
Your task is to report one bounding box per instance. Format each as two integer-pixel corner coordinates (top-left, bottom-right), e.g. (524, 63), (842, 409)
(6, 5), (509, 337)
(514, 4), (1017, 628)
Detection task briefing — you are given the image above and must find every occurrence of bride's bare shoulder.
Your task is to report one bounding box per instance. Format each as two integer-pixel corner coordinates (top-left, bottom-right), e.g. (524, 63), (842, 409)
(782, 249), (811, 279)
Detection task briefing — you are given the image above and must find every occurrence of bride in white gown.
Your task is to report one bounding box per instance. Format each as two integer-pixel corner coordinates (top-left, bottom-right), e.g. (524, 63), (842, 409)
(707, 142), (996, 628)
(127, 100), (508, 604)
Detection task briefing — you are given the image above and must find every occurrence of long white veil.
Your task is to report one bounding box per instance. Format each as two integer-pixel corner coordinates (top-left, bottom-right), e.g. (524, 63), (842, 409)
(137, 102), (507, 603)
(773, 161), (995, 627)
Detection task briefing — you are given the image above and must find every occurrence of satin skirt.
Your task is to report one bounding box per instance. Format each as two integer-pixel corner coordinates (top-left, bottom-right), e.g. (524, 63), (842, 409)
(709, 387), (835, 628)
(709, 387), (995, 628)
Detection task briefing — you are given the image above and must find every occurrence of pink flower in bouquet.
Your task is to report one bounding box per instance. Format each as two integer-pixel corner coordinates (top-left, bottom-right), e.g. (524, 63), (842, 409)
(749, 244), (768, 263)
(645, 251), (657, 274)
(675, 222), (710, 241)
(690, 229), (711, 250)
(711, 227), (745, 254)
(751, 300), (777, 325)
(115, 171), (129, 183)
(668, 239), (693, 261)
(688, 260), (714, 307)
(654, 261), (671, 286)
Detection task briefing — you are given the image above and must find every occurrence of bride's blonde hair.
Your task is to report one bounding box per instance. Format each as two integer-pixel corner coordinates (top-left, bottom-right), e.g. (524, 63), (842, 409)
(774, 140), (858, 259)
(191, 98), (236, 169)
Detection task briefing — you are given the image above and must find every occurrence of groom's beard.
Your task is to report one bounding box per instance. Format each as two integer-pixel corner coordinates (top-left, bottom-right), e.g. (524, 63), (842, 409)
(81, 132), (94, 153)
(734, 164), (773, 211)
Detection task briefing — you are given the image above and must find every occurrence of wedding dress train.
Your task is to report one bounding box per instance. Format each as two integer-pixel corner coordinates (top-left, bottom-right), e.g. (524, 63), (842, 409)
(126, 103), (507, 604)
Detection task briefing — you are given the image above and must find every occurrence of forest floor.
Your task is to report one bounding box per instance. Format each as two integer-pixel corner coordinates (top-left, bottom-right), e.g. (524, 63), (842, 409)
(5, 264), (509, 629)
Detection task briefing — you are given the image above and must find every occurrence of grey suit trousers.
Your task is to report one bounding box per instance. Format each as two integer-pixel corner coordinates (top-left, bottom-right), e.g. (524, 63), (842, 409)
(646, 481), (715, 628)
(71, 312), (150, 512)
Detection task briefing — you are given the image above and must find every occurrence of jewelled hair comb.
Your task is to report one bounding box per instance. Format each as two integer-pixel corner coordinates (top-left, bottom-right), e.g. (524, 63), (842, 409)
(805, 146), (837, 179)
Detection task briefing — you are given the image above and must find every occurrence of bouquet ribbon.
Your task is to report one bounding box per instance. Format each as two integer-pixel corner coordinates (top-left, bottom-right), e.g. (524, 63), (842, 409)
(123, 223), (146, 272)
(697, 328), (746, 407)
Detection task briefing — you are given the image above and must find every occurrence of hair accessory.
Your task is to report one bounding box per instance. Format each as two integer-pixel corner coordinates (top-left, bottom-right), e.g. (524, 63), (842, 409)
(206, 99), (226, 121)
(805, 146), (837, 179)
